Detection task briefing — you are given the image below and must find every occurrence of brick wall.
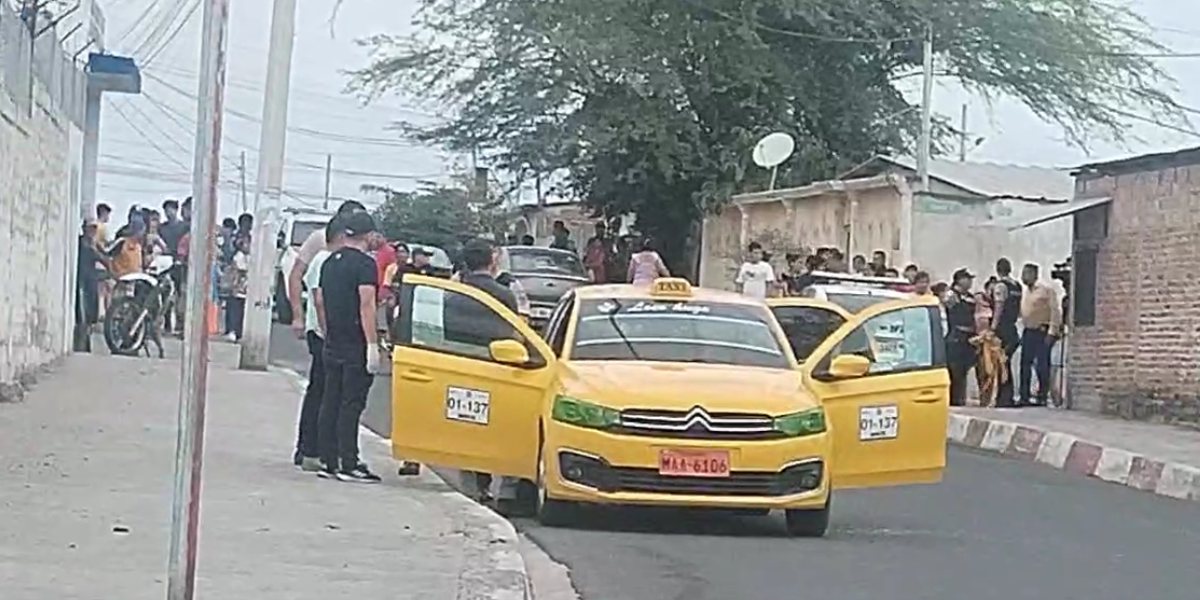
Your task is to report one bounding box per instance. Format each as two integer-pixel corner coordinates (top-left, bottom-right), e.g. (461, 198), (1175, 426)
(1068, 164), (1200, 426)
(0, 82), (76, 402)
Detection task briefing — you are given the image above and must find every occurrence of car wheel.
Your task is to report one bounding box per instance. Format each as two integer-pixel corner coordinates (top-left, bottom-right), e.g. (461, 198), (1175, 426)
(784, 496), (831, 538)
(534, 447), (577, 527)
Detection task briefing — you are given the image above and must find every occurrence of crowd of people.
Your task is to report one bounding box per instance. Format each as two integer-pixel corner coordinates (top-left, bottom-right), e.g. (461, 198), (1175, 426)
(724, 240), (1065, 410)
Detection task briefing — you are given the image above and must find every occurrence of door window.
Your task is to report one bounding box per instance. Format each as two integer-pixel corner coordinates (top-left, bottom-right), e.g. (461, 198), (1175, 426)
(828, 306), (937, 375)
(398, 283), (529, 361)
(770, 305), (847, 361)
(543, 294), (576, 356)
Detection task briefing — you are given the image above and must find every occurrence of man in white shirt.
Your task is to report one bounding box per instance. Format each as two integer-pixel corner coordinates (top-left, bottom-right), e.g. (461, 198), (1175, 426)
(293, 217), (343, 471)
(288, 200), (366, 336)
(735, 242), (776, 300)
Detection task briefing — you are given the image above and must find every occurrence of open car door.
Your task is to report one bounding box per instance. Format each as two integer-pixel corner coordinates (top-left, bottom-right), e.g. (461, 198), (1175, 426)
(796, 296), (949, 489)
(390, 274), (554, 480)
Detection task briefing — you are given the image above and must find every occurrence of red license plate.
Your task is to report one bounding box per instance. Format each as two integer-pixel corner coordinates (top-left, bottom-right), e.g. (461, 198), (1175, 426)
(658, 449), (730, 478)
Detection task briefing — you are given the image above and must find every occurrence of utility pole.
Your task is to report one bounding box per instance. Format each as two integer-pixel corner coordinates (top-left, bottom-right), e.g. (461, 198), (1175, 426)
(322, 153), (332, 210)
(958, 104), (968, 162)
(238, 151), (247, 213)
(916, 26), (934, 191)
(167, 0), (229, 597)
(239, 0), (298, 371)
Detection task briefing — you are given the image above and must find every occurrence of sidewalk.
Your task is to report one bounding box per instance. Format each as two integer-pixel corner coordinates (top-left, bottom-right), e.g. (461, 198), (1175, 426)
(0, 342), (529, 600)
(949, 406), (1200, 502)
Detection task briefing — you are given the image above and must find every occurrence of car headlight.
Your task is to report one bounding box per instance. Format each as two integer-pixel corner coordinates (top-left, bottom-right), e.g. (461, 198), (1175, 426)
(551, 395), (620, 429)
(772, 408), (826, 437)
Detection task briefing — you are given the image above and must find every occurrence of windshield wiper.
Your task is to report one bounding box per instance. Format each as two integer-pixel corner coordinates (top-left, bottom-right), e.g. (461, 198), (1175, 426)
(605, 300), (642, 360)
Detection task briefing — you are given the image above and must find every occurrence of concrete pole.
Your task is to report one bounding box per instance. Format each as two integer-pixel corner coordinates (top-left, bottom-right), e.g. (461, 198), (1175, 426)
(166, 0), (229, 595)
(322, 153), (331, 210)
(917, 26), (933, 192)
(80, 84), (101, 220)
(239, 0), (298, 371)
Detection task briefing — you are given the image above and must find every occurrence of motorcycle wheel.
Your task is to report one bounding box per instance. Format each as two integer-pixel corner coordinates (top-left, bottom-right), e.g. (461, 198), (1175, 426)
(104, 297), (147, 356)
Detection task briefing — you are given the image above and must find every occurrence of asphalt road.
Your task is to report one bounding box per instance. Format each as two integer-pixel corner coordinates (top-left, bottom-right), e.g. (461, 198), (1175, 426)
(268, 324), (1200, 600)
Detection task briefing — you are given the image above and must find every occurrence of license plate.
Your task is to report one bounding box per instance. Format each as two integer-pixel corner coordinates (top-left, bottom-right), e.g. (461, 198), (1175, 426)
(658, 449), (730, 477)
(530, 307), (552, 319)
(445, 386), (490, 425)
(859, 405), (898, 440)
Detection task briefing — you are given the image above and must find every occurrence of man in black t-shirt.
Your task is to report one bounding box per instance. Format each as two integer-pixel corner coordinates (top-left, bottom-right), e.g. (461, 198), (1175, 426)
(316, 210), (383, 483)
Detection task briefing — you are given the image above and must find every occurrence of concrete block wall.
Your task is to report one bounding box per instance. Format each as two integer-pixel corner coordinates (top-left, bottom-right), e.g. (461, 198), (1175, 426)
(0, 82), (76, 402)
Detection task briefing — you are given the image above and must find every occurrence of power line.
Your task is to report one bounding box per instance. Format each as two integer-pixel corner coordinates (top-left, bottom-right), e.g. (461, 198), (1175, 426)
(681, 0), (919, 44)
(141, 0), (202, 66)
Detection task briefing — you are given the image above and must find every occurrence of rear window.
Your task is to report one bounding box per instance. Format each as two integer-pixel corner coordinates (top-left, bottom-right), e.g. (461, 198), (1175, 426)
(505, 248), (586, 277)
(823, 293), (894, 313)
(770, 306), (847, 361)
(571, 299), (790, 369)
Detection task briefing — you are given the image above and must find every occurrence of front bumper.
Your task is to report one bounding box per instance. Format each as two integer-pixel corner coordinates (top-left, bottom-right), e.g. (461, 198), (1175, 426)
(542, 423), (830, 509)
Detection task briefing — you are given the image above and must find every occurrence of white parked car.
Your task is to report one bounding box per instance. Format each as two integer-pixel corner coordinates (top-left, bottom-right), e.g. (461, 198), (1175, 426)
(274, 209), (335, 323)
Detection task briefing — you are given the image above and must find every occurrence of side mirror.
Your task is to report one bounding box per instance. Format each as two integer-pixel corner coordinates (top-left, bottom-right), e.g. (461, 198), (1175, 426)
(276, 232), (286, 249)
(488, 339), (531, 366)
(826, 354), (871, 379)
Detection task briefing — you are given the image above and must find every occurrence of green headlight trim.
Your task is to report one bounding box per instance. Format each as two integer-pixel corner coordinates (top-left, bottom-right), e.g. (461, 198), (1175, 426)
(551, 395), (621, 429)
(773, 408), (826, 437)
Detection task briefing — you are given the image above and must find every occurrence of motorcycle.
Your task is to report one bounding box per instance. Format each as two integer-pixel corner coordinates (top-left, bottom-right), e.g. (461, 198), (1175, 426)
(104, 255), (176, 357)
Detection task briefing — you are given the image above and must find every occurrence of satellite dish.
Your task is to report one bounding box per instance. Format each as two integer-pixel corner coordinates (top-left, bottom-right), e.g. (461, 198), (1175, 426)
(752, 132), (795, 168)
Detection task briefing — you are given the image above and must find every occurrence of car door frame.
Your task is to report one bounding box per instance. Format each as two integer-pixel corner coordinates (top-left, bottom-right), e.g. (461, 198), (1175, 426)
(389, 274), (557, 480)
(797, 296), (949, 489)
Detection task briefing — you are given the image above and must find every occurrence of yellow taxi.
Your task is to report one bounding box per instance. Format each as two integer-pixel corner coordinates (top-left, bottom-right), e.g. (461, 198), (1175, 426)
(389, 275), (948, 537)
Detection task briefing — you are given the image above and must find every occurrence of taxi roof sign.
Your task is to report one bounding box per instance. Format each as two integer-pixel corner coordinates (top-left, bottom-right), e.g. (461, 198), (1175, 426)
(650, 278), (693, 297)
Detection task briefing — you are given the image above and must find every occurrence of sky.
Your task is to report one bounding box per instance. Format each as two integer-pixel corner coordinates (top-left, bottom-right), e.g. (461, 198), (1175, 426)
(90, 0), (1200, 220)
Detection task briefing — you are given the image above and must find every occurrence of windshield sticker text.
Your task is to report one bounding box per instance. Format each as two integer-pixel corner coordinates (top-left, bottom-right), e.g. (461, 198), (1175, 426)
(625, 301), (711, 315)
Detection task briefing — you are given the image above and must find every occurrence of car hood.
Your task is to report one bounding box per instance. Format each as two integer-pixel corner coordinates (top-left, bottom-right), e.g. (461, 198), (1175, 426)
(559, 361), (817, 415)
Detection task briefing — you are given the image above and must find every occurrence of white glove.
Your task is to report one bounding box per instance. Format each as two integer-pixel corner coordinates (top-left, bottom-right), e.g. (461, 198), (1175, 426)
(365, 344), (381, 375)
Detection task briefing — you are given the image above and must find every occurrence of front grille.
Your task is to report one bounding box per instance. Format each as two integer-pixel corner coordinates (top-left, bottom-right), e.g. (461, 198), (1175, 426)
(617, 407), (782, 440)
(608, 462), (822, 496)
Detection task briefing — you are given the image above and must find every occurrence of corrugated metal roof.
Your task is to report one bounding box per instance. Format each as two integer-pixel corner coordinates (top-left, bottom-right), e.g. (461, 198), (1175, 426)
(871, 156), (1076, 201)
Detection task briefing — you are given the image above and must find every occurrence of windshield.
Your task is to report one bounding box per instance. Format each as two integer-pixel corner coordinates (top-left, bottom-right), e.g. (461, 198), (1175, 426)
(290, 221), (325, 247)
(570, 299), (790, 369)
(503, 248), (586, 277)
(406, 244), (453, 269)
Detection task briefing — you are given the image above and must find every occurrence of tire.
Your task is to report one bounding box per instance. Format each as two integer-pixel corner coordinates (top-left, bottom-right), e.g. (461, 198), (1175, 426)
(784, 495), (831, 538)
(104, 297), (146, 356)
(534, 446), (577, 527)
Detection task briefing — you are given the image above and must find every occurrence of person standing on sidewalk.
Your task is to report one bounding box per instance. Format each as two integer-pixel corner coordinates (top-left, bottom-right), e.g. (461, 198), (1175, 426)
(991, 258), (1023, 408)
(944, 268), (977, 407)
(293, 216), (345, 470)
(316, 210), (384, 483)
(1019, 263), (1063, 407)
(289, 200), (368, 337)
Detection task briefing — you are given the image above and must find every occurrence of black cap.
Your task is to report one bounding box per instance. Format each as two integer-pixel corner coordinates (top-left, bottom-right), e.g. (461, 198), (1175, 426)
(340, 210), (377, 237)
(952, 268), (974, 282)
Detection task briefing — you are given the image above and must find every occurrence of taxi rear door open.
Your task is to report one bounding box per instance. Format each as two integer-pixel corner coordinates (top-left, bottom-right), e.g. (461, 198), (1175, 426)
(779, 297), (949, 489)
(390, 274), (551, 480)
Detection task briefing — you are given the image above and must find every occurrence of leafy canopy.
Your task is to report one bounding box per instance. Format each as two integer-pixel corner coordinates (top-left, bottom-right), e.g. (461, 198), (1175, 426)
(349, 0), (1181, 267)
(367, 183), (502, 252)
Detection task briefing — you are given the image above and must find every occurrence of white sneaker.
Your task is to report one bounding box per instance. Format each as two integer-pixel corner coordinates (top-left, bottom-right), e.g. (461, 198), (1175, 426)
(224, 333), (237, 343)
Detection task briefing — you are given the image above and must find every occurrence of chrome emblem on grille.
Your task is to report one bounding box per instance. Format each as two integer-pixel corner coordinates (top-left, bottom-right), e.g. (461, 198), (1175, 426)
(619, 406), (774, 434)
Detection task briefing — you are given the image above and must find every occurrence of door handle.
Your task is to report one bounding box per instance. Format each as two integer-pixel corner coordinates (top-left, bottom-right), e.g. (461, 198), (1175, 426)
(914, 390), (942, 403)
(399, 370), (433, 383)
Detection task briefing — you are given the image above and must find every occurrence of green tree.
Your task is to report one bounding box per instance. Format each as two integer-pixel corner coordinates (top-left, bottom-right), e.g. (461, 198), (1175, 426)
(350, 0), (1183, 272)
(367, 183), (499, 251)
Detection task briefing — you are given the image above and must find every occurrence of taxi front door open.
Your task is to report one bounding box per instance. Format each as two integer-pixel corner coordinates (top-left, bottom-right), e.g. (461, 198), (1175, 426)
(389, 274), (552, 480)
(787, 298), (950, 490)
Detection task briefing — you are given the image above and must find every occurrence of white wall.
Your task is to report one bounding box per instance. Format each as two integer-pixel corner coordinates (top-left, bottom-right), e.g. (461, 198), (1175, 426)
(910, 195), (1072, 285)
(0, 64), (79, 401)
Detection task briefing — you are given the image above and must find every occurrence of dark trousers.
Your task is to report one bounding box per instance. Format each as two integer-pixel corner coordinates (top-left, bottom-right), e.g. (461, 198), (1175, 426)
(296, 331), (326, 458)
(994, 326), (1020, 408)
(318, 348), (374, 471)
(947, 337), (976, 407)
(164, 264), (186, 332)
(224, 296), (246, 339)
(1020, 327), (1055, 405)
